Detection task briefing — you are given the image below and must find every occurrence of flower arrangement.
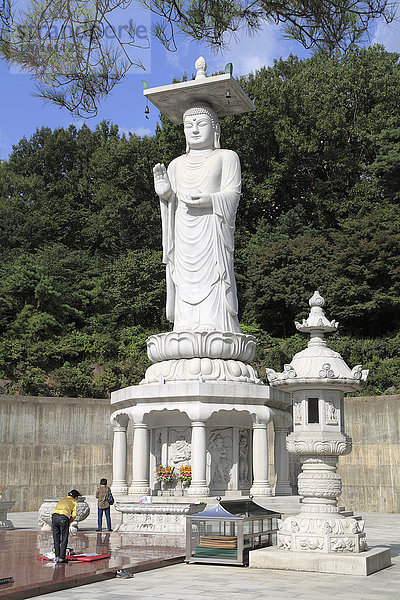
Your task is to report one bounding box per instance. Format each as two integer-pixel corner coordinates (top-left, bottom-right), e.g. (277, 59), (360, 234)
(156, 465), (175, 482)
(178, 465), (192, 483)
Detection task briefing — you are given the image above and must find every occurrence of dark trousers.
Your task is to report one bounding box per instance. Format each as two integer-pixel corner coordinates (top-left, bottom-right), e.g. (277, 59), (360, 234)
(52, 513), (70, 559)
(97, 506), (111, 531)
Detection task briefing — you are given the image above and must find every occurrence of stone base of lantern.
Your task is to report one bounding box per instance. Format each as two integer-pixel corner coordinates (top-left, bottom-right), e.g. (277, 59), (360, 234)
(277, 513), (367, 553)
(249, 545), (391, 576)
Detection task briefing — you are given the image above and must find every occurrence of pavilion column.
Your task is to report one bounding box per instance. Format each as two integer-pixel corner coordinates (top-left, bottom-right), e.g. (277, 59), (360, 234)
(188, 421), (209, 496)
(111, 423), (128, 494)
(250, 423), (272, 496)
(273, 426), (293, 496)
(129, 422), (151, 495)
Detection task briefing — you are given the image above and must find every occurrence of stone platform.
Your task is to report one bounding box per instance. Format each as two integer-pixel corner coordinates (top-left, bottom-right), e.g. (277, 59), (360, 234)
(111, 379), (291, 498)
(249, 546), (391, 576)
(0, 529), (184, 600)
(115, 501), (204, 534)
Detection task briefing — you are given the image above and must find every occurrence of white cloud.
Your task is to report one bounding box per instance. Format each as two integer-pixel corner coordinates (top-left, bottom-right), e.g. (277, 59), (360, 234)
(67, 118), (86, 130)
(163, 23), (282, 78)
(120, 126), (152, 137)
(373, 6), (400, 52)
(160, 21), (308, 81)
(211, 23), (281, 76)
(164, 38), (193, 70)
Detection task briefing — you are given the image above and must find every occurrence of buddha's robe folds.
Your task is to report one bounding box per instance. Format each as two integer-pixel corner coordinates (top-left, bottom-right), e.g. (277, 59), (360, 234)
(160, 148), (241, 333)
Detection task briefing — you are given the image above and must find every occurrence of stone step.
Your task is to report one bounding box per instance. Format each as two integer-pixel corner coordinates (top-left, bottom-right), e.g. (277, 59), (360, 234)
(339, 508), (363, 520)
(82, 494), (303, 522)
(80, 495), (363, 533)
(253, 496), (302, 513)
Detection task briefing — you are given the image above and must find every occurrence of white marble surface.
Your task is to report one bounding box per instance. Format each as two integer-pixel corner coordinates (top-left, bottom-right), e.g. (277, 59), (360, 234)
(268, 292), (373, 557)
(23, 513), (400, 599)
(249, 545), (391, 575)
(110, 59), (288, 505)
(146, 331), (257, 362)
(153, 103), (242, 334)
(115, 501), (204, 534)
(111, 380), (291, 412)
(110, 381), (291, 498)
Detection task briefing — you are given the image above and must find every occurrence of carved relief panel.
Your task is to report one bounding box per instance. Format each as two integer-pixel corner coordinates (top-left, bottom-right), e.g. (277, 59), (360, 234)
(293, 401), (302, 426)
(150, 428), (164, 488)
(324, 392), (340, 427)
(153, 430), (163, 468)
(168, 428), (191, 468)
(325, 401), (339, 425)
(208, 428), (233, 490)
(238, 429), (250, 489)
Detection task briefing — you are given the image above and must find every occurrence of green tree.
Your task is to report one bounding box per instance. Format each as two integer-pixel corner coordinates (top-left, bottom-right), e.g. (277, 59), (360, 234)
(242, 207), (400, 337)
(100, 249), (167, 330)
(217, 46), (400, 234)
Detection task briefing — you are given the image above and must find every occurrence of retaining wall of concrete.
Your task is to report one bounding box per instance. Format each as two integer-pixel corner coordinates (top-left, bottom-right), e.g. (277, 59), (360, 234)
(1, 393), (399, 513)
(0, 395), (132, 512)
(338, 395), (400, 513)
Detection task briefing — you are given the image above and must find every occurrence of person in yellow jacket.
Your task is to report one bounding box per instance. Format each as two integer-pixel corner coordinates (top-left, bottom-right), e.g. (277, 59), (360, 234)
(52, 489), (80, 563)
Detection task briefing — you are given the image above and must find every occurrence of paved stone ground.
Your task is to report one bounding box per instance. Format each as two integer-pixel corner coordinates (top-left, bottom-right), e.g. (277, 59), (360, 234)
(22, 512), (400, 600)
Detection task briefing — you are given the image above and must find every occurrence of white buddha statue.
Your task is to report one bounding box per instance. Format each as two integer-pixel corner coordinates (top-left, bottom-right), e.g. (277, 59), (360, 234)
(153, 101), (241, 334)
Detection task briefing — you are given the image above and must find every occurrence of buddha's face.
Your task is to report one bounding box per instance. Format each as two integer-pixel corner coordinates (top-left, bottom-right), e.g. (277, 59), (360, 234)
(184, 113), (215, 150)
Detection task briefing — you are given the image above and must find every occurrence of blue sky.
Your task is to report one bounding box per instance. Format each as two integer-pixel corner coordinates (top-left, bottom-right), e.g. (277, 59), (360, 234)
(1, 6), (399, 161)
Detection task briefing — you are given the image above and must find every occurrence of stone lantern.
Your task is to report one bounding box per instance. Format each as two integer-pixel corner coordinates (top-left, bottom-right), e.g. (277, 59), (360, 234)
(249, 292), (391, 574)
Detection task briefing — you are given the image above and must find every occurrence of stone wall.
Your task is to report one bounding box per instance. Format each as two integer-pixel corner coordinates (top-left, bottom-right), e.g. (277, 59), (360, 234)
(0, 395), (132, 512)
(338, 395), (400, 513)
(1, 394), (399, 513)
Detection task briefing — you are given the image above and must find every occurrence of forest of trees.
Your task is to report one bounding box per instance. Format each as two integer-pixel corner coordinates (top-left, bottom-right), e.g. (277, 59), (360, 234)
(0, 45), (399, 398)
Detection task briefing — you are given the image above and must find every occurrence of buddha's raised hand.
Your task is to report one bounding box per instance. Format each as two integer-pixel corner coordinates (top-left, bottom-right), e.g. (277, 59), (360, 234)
(153, 163), (172, 200)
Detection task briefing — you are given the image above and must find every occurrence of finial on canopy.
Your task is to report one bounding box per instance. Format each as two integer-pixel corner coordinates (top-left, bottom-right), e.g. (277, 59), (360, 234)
(295, 290), (338, 334)
(195, 56), (207, 79)
(309, 290), (325, 308)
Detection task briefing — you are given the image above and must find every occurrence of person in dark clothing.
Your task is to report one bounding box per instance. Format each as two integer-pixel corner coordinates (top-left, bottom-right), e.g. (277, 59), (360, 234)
(52, 489), (80, 563)
(95, 478), (113, 532)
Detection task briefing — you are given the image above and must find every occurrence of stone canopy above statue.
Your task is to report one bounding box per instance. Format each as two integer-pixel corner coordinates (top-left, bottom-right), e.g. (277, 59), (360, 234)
(144, 56), (255, 123)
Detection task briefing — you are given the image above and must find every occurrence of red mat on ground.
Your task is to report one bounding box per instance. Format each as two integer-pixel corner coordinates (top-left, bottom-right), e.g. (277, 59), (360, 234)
(37, 554), (110, 563)
(67, 554), (111, 562)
